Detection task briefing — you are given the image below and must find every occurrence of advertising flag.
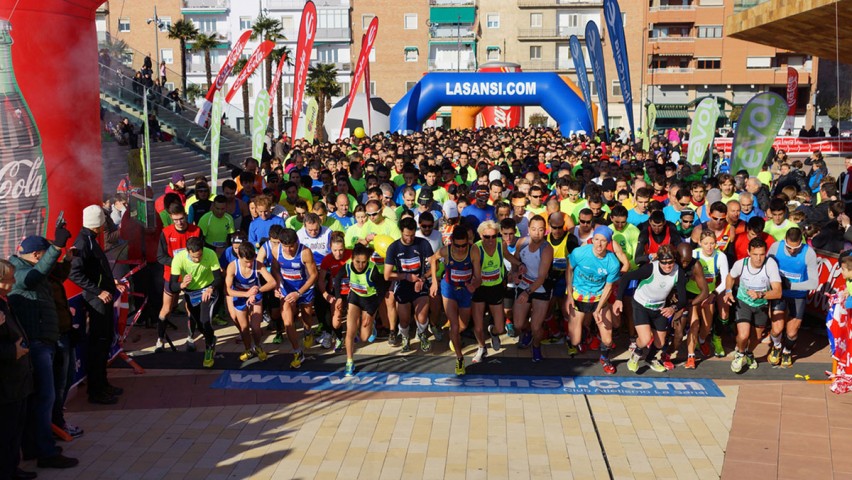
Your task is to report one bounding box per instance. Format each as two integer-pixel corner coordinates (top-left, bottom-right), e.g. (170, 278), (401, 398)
(225, 40), (275, 104)
(195, 29), (252, 126)
(585, 21), (609, 139)
(784, 67), (799, 132)
(603, 0), (634, 140)
(730, 92), (789, 176)
(686, 98), (720, 166)
(644, 103), (657, 152)
(251, 91), (271, 161)
(269, 51), (287, 98)
(304, 98), (319, 143)
(210, 90), (224, 194)
(339, 16), (378, 139)
(291, 0), (318, 146)
(364, 41), (373, 136)
(143, 89), (151, 187)
(569, 35), (594, 133)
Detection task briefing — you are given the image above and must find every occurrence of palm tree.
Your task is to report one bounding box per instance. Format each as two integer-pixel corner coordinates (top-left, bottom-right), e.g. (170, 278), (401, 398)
(168, 19), (199, 98)
(269, 45), (293, 135)
(191, 33), (221, 88)
(306, 63), (340, 143)
(251, 15), (285, 92)
(103, 35), (129, 60)
(232, 58), (251, 135)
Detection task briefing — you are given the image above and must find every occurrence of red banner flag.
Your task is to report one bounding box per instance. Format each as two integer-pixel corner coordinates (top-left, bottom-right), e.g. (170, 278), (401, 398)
(291, 0), (318, 146)
(363, 34), (372, 136)
(269, 52), (287, 98)
(225, 40), (275, 104)
(194, 30), (252, 126)
(339, 16), (378, 139)
(786, 67), (799, 116)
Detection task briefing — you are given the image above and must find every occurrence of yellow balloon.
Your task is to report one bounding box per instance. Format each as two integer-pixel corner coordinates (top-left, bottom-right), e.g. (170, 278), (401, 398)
(372, 235), (394, 259)
(354, 127), (366, 138)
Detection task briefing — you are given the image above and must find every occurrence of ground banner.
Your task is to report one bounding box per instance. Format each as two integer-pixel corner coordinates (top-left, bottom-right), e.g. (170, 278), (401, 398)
(339, 16), (378, 139)
(686, 98), (720, 166)
(569, 35), (594, 133)
(291, 0), (318, 146)
(210, 90), (224, 194)
(585, 21), (608, 139)
(785, 67), (799, 132)
(730, 92), (789, 176)
(685, 136), (852, 155)
(644, 103), (657, 152)
(603, 0), (634, 139)
(225, 40), (275, 104)
(194, 30), (252, 127)
(251, 90), (271, 160)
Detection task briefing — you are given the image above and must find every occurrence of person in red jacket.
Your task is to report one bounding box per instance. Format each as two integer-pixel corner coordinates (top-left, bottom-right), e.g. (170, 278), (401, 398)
(155, 204), (202, 352)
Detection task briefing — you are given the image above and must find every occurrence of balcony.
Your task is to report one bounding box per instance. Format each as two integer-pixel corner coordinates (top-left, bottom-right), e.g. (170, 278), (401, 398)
(430, 0), (476, 6)
(520, 61), (573, 72)
(518, 26), (585, 40)
(430, 25), (476, 39)
(518, 0), (602, 7)
(649, 5), (697, 23)
(267, 0), (349, 8)
(428, 59), (476, 71)
(315, 27), (351, 42)
(649, 4), (696, 12)
(187, 30), (232, 44)
(649, 36), (695, 43)
(181, 0), (229, 12)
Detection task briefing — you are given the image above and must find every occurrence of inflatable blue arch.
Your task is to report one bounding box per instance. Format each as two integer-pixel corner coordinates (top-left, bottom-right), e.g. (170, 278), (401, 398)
(390, 72), (594, 137)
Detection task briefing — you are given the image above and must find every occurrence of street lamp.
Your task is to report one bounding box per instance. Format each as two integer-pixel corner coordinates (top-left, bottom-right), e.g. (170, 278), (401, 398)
(147, 6), (165, 85)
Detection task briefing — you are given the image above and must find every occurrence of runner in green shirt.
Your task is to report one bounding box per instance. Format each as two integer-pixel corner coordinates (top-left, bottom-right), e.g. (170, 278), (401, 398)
(198, 195), (235, 254)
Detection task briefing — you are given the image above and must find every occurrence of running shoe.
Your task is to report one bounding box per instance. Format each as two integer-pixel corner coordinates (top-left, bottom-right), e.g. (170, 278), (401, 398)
(388, 332), (401, 347)
(185, 336), (196, 352)
(699, 341), (711, 358)
(368, 324), (377, 343)
(648, 359), (667, 373)
(768, 345), (781, 366)
(418, 332), (432, 352)
(334, 337), (344, 352)
(731, 352), (745, 372)
(344, 360), (355, 377)
(304, 331), (315, 349)
(518, 331), (532, 349)
(747, 353), (758, 370)
(532, 346), (543, 363)
(541, 335), (565, 345)
(488, 325), (502, 351)
(506, 321), (517, 338)
(154, 339), (164, 353)
(566, 344), (579, 356)
(290, 350), (304, 369)
(780, 352), (793, 368)
(256, 347), (268, 362)
(273, 333), (284, 344)
(711, 334), (725, 357)
(627, 353), (640, 373)
(262, 312), (272, 325)
(685, 356), (696, 369)
(203, 347), (215, 368)
(455, 357), (466, 376)
(239, 350), (255, 362)
(319, 331), (332, 349)
(660, 352), (676, 371)
(600, 357), (616, 375)
(472, 347), (486, 364)
(588, 336), (601, 351)
(432, 325), (444, 342)
(63, 424), (84, 438)
(401, 333), (411, 352)
(628, 339), (637, 354)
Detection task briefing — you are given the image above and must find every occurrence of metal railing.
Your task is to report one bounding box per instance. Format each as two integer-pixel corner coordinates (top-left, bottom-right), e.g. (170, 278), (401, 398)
(430, 0), (476, 6)
(520, 61), (571, 72)
(427, 60), (476, 71)
(649, 5), (696, 12)
(647, 67), (695, 73)
(316, 27), (351, 41)
(649, 36), (696, 42)
(182, 0), (230, 9)
(518, 26), (585, 39)
(734, 0), (769, 12)
(430, 25), (476, 38)
(518, 0), (601, 7)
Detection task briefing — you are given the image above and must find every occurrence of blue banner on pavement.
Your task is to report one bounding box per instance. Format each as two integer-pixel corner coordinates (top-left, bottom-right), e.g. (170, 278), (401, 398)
(585, 21), (609, 140)
(212, 370), (724, 397)
(604, 0), (634, 140)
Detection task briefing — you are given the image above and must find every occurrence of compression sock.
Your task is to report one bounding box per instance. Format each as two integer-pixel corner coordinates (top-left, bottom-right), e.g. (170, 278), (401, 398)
(770, 334), (782, 349)
(783, 335), (797, 354)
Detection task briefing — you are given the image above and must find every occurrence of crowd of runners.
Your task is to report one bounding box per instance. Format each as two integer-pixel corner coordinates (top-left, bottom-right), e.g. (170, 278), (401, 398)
(121, 126), (849, 378)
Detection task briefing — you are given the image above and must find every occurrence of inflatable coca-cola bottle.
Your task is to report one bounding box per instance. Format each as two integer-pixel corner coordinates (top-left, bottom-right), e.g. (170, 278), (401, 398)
(0, 19), (47, 257)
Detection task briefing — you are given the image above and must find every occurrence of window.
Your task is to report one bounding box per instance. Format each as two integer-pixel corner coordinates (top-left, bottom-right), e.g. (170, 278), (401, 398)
(370, 81), (376, 96)
(612, 80), (622, 97)
(404, 47), (418, 62)
(486, 46), (500, 61)
(164, 82), (175, 91)
(530, 13), (543, 28)
(239, 16), (252, 30)
(529, 46), (542, 60)
(118, 18), (130, 32)
(196, 18), (216, 33)
(369, 49), (376, 62)
(405, 81), (417, 91)
(746, 56), (772, 69)
(700, 0), (724, 5)
(362, 15), (375, 30)
(697, 58), (721, 69)
(161, 49), (174, 65)
(404, 14), (417, 30)
(319, 9), (348, 30)
(650, 57), (666, 69)
(280, 16), (294, 36)
(486, 14), (500, 29)
(697, 25), (722, 38)
(340, 82), (350, 97)
(159, 17), (172, 32)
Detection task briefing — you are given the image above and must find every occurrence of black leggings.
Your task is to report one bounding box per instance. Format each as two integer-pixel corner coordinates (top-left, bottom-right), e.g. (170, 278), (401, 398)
(185, 291), (218, 349)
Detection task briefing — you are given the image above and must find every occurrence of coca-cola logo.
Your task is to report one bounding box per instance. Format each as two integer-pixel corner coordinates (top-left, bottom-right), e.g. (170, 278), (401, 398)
(0, 156), (44, 200)
(786, 71), (798, 107)
(304, 10), (316, 42)
(807, 254), (844, 314)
